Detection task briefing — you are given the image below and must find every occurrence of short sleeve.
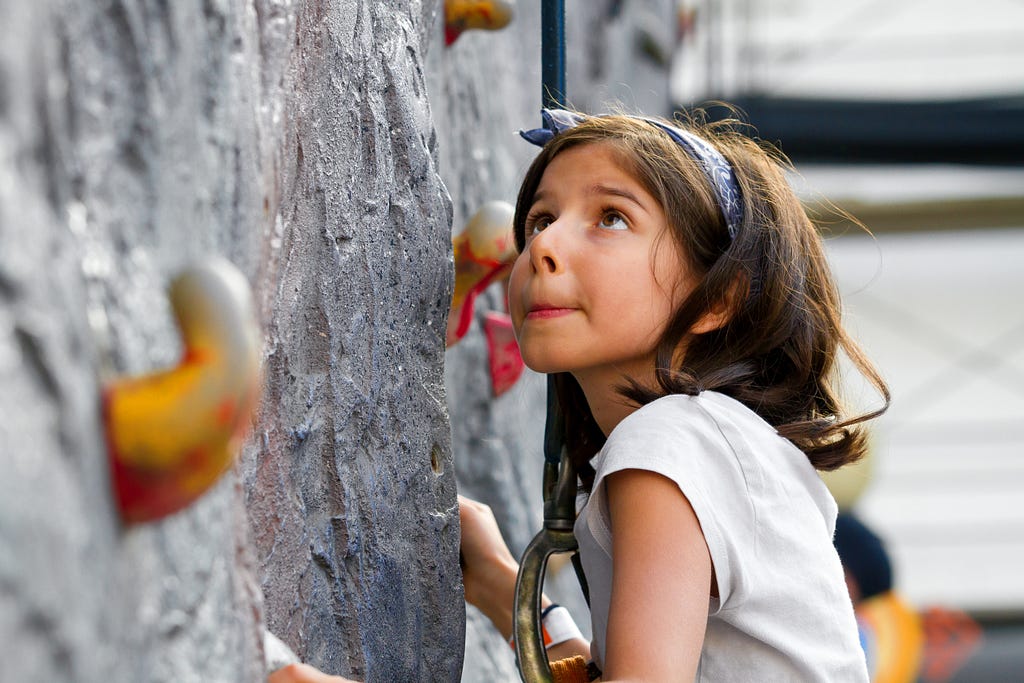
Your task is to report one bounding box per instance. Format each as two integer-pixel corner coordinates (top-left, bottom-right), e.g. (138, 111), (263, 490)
(590, 394), (758, 611)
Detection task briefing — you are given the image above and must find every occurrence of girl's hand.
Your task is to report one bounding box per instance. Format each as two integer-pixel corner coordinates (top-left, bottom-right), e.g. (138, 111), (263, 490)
(267, 663), (358, 683)
(458, 494), (520, 638)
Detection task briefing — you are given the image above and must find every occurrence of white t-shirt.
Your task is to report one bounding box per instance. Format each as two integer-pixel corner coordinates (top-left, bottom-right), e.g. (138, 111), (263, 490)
(574, 391), (869, 682)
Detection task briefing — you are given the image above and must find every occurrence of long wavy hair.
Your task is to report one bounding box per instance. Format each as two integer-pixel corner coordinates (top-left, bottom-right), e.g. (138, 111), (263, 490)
(512, 113), (889, 489)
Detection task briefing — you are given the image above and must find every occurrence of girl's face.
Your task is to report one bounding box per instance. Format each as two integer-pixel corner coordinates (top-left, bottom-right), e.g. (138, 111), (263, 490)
(509, 142), (694, 388)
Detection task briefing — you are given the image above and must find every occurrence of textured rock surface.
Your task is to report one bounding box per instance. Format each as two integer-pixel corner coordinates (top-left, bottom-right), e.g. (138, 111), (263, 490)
(1, 0), (460, 681)
(240, 2), (462, 681)
(0, 0), (673, 680)
(0, 0), (268, 680)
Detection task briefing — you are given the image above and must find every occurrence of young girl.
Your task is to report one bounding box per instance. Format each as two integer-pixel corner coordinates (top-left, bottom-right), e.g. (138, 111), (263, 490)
(459, 109), (889, 682)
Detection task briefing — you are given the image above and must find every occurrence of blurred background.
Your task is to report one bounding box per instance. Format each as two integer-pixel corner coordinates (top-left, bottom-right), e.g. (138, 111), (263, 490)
(669, 0), (1024, 679)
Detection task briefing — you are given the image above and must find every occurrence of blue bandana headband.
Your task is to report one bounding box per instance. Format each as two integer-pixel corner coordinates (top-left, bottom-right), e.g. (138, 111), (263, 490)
(520, 109), (743, 240)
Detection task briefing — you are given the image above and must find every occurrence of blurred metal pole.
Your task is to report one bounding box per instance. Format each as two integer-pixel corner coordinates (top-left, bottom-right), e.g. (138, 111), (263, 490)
(541, 0), (566, 109)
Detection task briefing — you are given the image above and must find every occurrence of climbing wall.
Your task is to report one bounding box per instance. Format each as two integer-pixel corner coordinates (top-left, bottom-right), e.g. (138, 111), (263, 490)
(1, 0), (459, 680)
(429, 5), (549, 677)
(0, 0), (674, 680)
(0, 1), (267, 680)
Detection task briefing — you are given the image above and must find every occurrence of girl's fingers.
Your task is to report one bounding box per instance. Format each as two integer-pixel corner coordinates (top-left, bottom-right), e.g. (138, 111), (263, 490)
(268, 663), (358, 683)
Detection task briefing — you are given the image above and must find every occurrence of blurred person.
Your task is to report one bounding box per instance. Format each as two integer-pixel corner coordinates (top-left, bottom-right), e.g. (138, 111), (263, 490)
(834, 511), (924, 683)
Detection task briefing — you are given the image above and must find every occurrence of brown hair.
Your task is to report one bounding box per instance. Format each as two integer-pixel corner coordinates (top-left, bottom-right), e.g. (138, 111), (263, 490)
(512, 114), (889, 488)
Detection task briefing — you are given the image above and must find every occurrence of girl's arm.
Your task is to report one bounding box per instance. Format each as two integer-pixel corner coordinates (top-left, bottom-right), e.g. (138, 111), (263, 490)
(601, 468), (713, 683)
(459, 495), (592, 662)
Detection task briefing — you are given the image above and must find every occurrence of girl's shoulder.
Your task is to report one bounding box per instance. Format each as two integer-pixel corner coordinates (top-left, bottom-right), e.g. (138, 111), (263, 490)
(608, 390), (778, 450)
(598, 391), (755, 478)
(597, 390), (817, 500)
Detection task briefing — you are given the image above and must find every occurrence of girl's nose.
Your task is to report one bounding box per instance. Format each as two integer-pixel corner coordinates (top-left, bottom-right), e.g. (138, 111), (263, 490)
(528, 221), (564, 275)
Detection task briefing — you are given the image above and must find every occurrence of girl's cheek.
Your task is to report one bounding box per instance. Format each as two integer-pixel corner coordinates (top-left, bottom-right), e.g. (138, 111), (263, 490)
(507, 255), (529, 317)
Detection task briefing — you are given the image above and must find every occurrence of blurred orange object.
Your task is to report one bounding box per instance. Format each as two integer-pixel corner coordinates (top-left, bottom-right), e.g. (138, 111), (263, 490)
(103, 259), (261, 523)
(857, 591), (924, 683)
(445, 0), (514, 45)
(483, 311), (523, 396)
(447, 201), (516, 346)
(919, 606), (983, 683)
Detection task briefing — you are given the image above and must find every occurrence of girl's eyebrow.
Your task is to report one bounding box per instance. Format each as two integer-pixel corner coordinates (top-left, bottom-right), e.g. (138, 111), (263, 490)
(585, 183), (647, 211)
(530, 184), (649, 211)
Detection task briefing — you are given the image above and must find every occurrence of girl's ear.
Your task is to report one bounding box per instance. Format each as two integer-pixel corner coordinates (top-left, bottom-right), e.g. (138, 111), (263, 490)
(691, 273), (747, 335)
(691, 305), (730, 335)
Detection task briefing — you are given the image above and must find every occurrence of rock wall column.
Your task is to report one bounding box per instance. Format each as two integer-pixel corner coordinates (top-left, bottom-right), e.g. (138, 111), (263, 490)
(243, 2), (463, 681)
(1, 0), (462, 681)
(0, 0), (269, 680)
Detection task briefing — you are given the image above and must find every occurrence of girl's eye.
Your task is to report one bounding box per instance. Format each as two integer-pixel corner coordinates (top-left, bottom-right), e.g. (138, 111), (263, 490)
(527, 215), (553, 236)
(599, 211), (628, 231)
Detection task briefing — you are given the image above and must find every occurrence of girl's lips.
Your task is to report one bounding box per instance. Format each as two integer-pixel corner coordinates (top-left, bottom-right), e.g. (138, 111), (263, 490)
(526, 306), (576, 320)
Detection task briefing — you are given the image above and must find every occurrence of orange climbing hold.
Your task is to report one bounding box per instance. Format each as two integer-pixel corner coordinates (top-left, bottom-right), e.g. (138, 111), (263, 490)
(103, 259), (261, 523)
(445, 0), (514, 45)
(447, 200), (517, 346)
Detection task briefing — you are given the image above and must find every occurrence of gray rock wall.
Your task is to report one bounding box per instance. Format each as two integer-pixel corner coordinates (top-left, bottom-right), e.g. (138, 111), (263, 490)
(1, 0), (459, 681)
(0, 0), (674, 680)
(1, 0), (269, 680)
(241, 1), (462, 680)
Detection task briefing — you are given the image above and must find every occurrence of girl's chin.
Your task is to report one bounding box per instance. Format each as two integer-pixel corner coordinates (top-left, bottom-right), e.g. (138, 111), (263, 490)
(521, 360), (561, 375)
(518, 351), (571, 376)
